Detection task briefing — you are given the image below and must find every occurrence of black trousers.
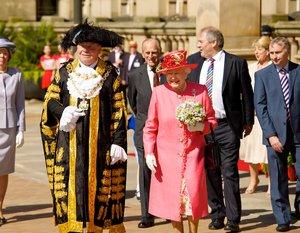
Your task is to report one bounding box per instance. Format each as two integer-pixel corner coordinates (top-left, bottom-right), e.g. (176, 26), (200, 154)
(205, 120), (241, 223)
(136, 145), (154, 222)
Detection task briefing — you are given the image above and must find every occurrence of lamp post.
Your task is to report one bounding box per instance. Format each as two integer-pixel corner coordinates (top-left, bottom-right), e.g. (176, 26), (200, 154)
(74, 0), (82, 23)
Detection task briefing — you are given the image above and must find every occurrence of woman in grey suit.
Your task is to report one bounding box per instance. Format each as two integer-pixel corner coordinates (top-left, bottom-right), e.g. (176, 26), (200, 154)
(0, 38), (25, 226)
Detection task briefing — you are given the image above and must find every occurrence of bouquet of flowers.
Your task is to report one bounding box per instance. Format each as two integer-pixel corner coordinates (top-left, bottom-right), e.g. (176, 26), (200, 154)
(176, 99), (206, 126)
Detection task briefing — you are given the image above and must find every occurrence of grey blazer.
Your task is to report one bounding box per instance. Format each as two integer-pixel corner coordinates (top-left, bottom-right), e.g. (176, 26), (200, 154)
(0, 67), (25, 131)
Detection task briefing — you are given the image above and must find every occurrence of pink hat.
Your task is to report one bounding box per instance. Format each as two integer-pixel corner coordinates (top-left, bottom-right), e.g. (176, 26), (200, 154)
(156, 50), (197, 74)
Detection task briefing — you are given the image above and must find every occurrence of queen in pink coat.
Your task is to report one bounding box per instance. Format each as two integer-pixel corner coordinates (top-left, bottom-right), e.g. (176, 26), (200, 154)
(143, 50), (217, 233)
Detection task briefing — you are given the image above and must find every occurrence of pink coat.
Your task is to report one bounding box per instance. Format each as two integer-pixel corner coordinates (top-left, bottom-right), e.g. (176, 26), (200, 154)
(143, 82), (217, 221)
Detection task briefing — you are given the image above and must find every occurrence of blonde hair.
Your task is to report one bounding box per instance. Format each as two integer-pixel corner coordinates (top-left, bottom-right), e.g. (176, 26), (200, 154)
(252, 36), (271, 50)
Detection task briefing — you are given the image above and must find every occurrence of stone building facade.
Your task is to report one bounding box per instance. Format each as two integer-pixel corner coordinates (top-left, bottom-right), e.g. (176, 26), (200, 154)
(1, 0), (300, 59)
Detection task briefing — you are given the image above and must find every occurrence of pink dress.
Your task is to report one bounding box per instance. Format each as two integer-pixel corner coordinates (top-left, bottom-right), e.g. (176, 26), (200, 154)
(40, 55), (56, 89)
(143, 82), (217, 221)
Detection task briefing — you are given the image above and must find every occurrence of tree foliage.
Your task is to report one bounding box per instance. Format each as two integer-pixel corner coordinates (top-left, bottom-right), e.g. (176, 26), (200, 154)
(0, 21), (58, 71)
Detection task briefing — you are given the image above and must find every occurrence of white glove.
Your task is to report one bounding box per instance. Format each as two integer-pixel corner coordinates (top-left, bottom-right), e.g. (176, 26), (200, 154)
(59, 106), (85, 132)
(16, 130), (24, 148)
(146, 154), (157, 173)
(110, 144), (127, 165)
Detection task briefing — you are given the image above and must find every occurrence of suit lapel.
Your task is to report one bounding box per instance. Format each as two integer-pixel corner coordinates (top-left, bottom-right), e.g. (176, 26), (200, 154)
(194, 56), (205, 83)
(269, 65), (286, 104)
(139, 64), (152, 98)
(222, 52), (233, 92)
(194, 59), (204, 83)
(288, 62), (298, 99)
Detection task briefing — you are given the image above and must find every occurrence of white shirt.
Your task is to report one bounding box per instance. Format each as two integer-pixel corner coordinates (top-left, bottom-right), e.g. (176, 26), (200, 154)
(115, 50), (121, 63)
(79, 60), (98, 69)
(199, 50), (226, 119)
(128, 54), (136, 71)
(147, 64), (156, 90)
(276, 63), (289, 80)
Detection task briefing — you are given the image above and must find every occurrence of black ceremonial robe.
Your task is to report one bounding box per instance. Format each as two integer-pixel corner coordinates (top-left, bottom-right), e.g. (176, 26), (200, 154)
(40, 58), (127, 233)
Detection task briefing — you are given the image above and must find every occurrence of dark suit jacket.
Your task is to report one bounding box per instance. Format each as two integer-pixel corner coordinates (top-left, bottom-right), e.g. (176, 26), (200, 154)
(254, 61), (300, 145)
(108, 50), (125, 65)
(127, 63), (165, 147)
(122, 52), (144, 85)
(187, 51), (254, 138)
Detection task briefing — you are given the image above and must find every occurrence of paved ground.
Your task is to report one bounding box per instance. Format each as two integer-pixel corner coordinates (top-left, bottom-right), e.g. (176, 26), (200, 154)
(1, 99), (300, 233)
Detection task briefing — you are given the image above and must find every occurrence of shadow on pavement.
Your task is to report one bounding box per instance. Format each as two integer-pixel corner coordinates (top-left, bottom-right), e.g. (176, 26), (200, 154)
(4, 212), (53, 224)
(4, 203), (52, 215)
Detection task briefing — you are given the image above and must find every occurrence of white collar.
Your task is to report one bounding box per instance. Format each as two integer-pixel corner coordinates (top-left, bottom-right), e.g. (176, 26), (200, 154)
(79, 59), (98, 69)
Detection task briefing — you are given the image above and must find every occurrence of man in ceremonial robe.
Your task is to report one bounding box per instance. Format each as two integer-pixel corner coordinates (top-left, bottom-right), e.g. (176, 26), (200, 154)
(40, 21), (128, 233)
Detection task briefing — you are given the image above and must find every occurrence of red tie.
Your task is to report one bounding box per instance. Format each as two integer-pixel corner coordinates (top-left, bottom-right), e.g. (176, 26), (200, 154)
(152, 69), (159, 87)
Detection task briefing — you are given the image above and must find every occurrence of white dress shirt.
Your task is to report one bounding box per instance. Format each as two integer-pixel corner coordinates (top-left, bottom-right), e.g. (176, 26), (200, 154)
(128, 54), (136, 71)
(147, 64), (156, 90)
(199, 50), (226, 119)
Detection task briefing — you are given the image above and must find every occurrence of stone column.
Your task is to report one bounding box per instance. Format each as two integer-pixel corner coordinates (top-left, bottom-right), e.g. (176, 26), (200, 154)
(58, 0), (73, 21)
(176, 0), (185, 15)
(111, 0), (122, 17)
(193, 0), (261, 57)
(136, 0), (160, 17)
(261, 0), (277, 15)
(90, 0), (112, 18)
(127, 0), (135, 16)
(74, 0), (83, 23)
(82, 0), (91, 18)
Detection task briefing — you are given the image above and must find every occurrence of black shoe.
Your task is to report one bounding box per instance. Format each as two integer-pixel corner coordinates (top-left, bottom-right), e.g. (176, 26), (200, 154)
(224, 221), (240, 232)
(276, 223), (290, 232)
(0, 218), (7, 225)
(135, 191), (140, 201)
(291, 211), (300, 220)
(208, 218), (224, 230)
(138, 221), (154, 228)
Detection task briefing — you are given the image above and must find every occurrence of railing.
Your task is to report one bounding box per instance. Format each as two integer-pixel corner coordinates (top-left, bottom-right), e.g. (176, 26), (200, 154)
(43, 18), (196, 54)
(12, 18), (300, 62)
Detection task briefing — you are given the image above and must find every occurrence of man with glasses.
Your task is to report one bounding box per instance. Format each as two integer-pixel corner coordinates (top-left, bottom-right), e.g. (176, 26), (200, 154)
(128, 38), (165, 228)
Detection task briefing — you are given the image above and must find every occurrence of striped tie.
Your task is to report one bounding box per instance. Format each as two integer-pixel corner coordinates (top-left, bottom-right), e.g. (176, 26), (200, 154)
(206, 58), (215, 98)
(279, 68), (290, 120)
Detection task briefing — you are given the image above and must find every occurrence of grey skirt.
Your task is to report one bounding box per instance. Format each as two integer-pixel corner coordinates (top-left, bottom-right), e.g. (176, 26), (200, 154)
(0, 128), (16, 176)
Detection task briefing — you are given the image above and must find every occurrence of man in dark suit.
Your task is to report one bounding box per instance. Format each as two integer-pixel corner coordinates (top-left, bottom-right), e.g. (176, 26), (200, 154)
(121, 41), (144, 86)
(187, 26), (254, 232)
(254, 37), (300, 232)
(127, 38), (165, 228)
(108, 44), (125, 76)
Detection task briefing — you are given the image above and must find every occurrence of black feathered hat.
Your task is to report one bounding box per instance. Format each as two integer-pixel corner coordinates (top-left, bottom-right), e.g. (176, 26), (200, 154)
(61, 20), (123, 51)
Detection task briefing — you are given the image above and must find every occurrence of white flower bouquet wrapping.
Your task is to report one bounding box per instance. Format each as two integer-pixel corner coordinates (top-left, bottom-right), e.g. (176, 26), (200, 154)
(176, 99), (206, 131)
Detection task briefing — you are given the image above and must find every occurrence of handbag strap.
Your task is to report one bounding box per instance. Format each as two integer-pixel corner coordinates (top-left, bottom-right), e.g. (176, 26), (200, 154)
(209, 123), (217, 143)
